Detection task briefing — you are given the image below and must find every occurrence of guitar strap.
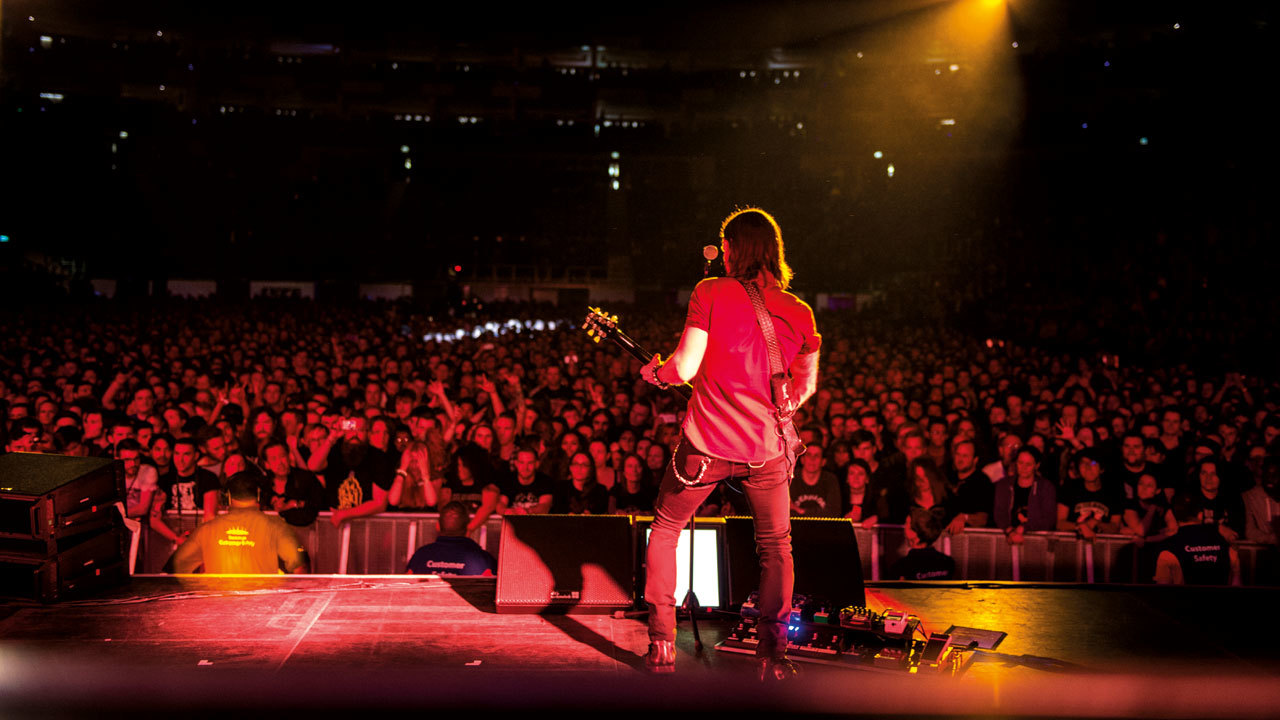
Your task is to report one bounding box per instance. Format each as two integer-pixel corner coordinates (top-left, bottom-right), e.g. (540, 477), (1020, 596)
(738, 279), (806, 473)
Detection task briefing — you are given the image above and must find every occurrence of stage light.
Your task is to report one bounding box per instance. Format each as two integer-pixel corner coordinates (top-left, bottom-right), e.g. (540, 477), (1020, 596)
(454, 265), (462, 272)
(1173, 23), (1181, 30)
(0, 235), (10, 243)
(873, 151), (883, 159)
(38, 92), (63, 102)
(400, 145), (410, 154)
(950, 64), (960, 72)
(404, 159), (412, 169)
(119, 131), (129, 139)
(1139, 137), (1149, 146)
(40, 36), (53, 49)
(887, 164), (895, 178)
(611, 180), (620, 190)
(611, 151), (620, 159)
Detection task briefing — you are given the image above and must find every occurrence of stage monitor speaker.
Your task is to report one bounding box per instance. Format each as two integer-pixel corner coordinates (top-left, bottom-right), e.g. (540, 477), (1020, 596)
(0, 454), (123, 553)
(496, 515), (634, 614)
(0, 520), (130, 602)
(723, 516), (865, 610)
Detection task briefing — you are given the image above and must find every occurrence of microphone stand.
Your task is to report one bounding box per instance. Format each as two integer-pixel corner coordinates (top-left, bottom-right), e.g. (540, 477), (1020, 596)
(680, 514), (703, 653)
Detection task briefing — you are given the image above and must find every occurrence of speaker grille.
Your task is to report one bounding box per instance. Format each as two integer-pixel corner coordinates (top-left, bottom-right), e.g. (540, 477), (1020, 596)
(496, 515), (634, 614)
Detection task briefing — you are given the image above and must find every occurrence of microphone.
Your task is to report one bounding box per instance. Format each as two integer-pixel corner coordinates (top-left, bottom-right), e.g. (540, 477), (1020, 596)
(702, 245), (719, 277)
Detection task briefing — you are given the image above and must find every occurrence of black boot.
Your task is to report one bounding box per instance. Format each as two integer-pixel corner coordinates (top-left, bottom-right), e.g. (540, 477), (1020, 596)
(758, 656), (799, 682)
(645, 640), (676, 674)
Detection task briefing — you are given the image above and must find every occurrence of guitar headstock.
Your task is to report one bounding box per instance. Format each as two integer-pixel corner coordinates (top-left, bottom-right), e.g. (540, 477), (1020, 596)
(582, 306), (620, 344)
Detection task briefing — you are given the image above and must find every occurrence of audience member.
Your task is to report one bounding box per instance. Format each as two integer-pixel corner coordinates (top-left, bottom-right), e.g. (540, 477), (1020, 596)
(259, 441), (328, 526)
(388, 441), (440, 511)
(994, 447), (1058, 544)
(609, 453), (657, 514)
(790, 444), (842, 517)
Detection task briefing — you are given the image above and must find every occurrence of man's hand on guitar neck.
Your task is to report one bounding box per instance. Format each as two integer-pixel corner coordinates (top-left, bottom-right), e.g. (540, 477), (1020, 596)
(640, 353), (669, 388)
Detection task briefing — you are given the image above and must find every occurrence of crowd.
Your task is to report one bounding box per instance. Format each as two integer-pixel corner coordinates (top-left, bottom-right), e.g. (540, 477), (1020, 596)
(2, 294), (1277, 582)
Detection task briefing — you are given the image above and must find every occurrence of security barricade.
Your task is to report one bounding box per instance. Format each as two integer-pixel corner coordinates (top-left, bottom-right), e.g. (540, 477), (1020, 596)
(135, 513), (1280, 585)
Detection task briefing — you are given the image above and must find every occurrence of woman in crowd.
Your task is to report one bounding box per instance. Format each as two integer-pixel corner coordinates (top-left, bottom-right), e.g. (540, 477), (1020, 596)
(389, 441), (440, 511)
(994, 446), (1058, 544)
(610, 453), (656, 515)
(553, 451), (609, 514)
(588, 438), (616, 490)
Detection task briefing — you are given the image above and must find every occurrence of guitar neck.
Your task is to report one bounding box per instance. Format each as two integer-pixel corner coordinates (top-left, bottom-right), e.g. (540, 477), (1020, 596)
(603, 325), (693, 401)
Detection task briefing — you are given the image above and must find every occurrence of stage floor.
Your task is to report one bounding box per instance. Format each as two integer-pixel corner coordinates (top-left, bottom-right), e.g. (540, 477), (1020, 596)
(2, 577), (1279, 718)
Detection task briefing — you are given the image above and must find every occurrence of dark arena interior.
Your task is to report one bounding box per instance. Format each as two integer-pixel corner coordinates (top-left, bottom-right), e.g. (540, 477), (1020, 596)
(2, 1), (1279, 717)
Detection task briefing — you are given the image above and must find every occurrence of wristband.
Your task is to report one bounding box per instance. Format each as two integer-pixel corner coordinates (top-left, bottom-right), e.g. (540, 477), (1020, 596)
(649, 363), (673, 390)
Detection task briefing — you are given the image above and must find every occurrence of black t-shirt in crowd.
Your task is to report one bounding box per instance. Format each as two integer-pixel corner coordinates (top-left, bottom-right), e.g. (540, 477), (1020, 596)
(326, 444), (396, 510)
(443, 474), (488, 513)
(1012, 483), (1033, 525)
(790, 470), (843, 517)
(1058, 480), (1125, 525)
(260, 469), (327, 526)
(1123, 495), (1172, 538)
(552, 482), (610, 515)
(948, 469), (995, 525)
(158, 467), (221, 513)
(500, 472), (555, 513)
(1190, 489), (1246, 536)
(1106, 466), (1151, 499)
(610, 483), (656, 515)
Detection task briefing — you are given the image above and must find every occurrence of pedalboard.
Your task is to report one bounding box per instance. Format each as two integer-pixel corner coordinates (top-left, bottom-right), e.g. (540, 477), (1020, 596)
(718, 592), (969, 675)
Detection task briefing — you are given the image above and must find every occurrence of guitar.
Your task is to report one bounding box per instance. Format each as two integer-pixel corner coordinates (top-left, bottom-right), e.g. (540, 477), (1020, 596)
(582, 307), (693, 400)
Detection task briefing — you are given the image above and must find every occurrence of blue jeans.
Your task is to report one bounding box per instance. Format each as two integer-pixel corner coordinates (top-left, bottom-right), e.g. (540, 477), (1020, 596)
(644, 439), (794, 657)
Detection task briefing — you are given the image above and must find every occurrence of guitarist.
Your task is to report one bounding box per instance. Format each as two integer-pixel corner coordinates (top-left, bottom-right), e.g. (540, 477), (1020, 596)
(639, 208), (820, 679)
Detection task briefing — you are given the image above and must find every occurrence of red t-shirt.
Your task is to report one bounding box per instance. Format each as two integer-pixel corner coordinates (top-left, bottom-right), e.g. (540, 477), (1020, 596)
(682, 277), (821, 464)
